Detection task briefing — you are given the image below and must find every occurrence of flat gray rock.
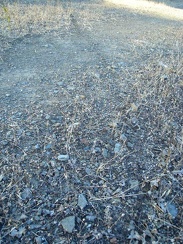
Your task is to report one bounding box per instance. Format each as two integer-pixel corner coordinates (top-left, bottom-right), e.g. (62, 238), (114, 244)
(78, 193), (88, 210)
(61, 216), (75, 233)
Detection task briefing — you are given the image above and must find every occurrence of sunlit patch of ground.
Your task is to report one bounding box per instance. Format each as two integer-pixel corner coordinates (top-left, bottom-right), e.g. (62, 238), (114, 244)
(104, 0), (183, 21)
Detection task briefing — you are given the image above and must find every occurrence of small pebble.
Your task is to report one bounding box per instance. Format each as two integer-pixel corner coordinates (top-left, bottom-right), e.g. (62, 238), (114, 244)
(114, 143), (121, 153)
(85, 215), (96, 222)
(127, 142), (134, 149)
(93, 147), (101, 153)
(45, 143), (52, 150)
(129, 180), (139, 190)
(167, 202), (178, 218)
(131, 117), (138, 125)
(50, 160), (56, 167)
(35, 236), (42, 244)
(120, 133), (127, 142)
(29, 224), (42, 230)
(85, 167), (91, 174)
(1, 140), (8, 146)
(102, 148), (108, 158)
(57, 155), (69, 161)
(10, 227), (25, 238)
(84, 146), (90, 151)
(78, 194), (88, 210)
(10, 229), (19, 237)
(42, 209), (55, 216)
(21, 188), (32, 200)
(45, 115), (50, 120)
(34, 144), (40, 149)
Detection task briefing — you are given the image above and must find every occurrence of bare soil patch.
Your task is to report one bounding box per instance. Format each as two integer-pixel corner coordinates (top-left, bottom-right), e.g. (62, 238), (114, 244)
(0, 0), (183, 243)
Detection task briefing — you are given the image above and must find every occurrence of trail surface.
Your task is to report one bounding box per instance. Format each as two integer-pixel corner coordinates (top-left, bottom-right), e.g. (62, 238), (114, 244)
(0, 0), (183, 243)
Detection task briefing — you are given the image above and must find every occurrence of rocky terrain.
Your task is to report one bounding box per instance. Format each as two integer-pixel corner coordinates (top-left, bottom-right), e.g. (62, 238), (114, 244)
(0, 0), (183, 243)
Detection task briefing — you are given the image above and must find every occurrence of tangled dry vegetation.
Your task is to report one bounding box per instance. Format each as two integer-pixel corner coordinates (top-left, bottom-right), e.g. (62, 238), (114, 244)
(0, 0), (183, 243)
(0, 1), (98, 37)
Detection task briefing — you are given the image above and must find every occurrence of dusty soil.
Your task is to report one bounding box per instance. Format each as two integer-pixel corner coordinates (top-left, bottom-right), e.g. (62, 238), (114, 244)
(0, 0), (183, 243)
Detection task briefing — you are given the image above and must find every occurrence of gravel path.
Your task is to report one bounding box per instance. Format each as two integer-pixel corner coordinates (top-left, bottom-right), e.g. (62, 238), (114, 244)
(0, 0), (183, 243)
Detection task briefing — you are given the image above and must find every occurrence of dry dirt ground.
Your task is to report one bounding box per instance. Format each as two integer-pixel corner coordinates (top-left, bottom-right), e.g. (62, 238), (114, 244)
(0, 0), (183, 243)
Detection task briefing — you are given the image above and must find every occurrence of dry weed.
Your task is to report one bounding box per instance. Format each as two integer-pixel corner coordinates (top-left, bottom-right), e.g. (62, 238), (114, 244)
(0, 1), (99, 37)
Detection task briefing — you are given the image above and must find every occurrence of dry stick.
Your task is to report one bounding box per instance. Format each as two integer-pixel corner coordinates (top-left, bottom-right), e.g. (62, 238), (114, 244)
(90, 192), (147, 201)
(90, 172), (177, 201)
(96, 150), (136, 174)
(156, 218), (182, 231)
(2, 176), (25, 193)
(1, 227), (16, 240)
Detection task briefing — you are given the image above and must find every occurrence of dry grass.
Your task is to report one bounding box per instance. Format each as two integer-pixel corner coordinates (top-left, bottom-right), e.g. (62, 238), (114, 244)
(82, 46), (183, 241)
(0, 1), (183, 242)
(0, 45), (182, 242)
(0, 2), (98, 37)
